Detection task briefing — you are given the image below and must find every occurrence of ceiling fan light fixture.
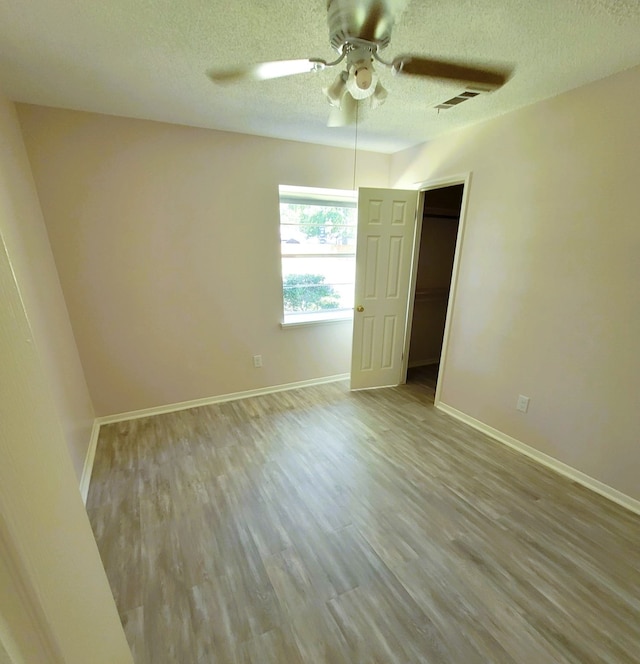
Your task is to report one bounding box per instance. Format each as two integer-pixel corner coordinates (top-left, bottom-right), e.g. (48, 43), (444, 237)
(346, 61), (378, 100)
(370, 81), (388, 109)
(324, 71), (347, 107)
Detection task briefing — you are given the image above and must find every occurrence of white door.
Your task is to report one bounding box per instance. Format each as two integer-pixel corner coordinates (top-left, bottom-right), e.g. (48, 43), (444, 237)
(351, 188), (419, 389)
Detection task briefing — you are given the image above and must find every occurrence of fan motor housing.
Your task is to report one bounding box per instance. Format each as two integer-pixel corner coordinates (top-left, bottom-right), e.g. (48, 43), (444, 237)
(327, 0), (393, 51)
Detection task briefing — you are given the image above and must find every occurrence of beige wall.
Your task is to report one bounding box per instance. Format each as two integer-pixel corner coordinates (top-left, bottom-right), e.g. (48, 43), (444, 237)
(392, 65), (640, 501)
(0, 94), (132, 662)
(17, 107), (391, 416)
(0, 103), (94, 481)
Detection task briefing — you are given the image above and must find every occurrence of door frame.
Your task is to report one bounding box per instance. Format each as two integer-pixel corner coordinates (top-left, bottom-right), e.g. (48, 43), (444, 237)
(401, 172), (472, 406)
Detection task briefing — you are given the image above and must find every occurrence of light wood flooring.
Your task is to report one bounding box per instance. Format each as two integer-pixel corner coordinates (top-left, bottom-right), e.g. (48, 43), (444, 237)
(87, 378), (640, 664)
(406, 364), (439, 399)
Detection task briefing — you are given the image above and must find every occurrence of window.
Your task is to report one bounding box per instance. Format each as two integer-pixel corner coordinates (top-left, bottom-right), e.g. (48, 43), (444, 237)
(279, 185), (357, 325)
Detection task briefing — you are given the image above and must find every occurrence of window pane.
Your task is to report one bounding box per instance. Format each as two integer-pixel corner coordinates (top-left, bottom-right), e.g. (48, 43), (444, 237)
(281, 226), (356, 255)
(280, 204), (357, 249)
(282, 256), (355, 313)
(279, 190), (357, 320)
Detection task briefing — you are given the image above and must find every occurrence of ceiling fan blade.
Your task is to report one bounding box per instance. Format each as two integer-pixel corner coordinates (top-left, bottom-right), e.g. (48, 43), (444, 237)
(208, 58), (326, 84)
(392, 56), (512, 91)
(327, 91), (358, 127)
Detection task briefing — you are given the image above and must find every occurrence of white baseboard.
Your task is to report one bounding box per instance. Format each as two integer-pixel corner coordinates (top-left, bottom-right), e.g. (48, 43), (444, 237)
(97, 373), (349, 425)
(436, 402), (640, 516)
(80, 419), (101, 505)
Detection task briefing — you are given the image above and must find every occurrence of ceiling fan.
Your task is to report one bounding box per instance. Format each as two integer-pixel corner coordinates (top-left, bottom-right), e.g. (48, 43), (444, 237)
(207, 0), (512, 127)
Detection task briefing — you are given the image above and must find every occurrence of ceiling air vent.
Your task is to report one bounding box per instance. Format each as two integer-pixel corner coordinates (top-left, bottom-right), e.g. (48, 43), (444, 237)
(435, 89), (482, 111)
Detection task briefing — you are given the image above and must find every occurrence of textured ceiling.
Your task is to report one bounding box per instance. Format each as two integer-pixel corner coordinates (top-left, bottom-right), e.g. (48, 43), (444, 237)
(1, 0), (640, 153)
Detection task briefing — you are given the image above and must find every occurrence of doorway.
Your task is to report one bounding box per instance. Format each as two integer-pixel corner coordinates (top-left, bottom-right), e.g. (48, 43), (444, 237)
(404, 183), (465, 399)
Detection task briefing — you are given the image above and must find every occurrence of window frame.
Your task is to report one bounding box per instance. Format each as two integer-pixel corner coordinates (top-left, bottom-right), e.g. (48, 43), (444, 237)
(278, 185), (358, 327)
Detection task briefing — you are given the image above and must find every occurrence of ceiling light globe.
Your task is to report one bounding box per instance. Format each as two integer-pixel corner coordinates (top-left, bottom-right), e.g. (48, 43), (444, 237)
(346, 62), (378, 100)
(324, 72), (347, 107)
(355, 66), (372, 90)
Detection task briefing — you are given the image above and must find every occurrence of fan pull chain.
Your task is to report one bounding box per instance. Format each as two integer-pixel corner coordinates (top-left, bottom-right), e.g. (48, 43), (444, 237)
(352, 101), (359, 191)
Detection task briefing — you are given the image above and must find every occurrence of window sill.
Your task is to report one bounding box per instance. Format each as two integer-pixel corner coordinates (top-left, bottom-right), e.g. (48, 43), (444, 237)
(281, 311), (353, 328)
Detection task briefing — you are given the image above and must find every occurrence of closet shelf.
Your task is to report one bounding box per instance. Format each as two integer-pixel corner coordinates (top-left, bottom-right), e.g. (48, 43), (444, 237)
(415, 287), (449, 301)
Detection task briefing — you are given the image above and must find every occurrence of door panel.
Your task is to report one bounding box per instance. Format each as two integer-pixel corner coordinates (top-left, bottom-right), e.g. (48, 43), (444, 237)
(387, 236), (403, 297)
(364, 236), (380, 297)
(381, 316), (397, 368)
(351, 188), (419, 390)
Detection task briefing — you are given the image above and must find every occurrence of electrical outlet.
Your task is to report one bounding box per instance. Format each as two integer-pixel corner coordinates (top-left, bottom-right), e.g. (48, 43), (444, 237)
(252, 354), (263, 368)
(516, 395), (530, 413)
